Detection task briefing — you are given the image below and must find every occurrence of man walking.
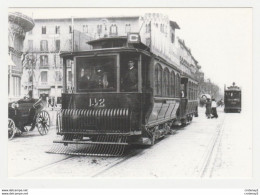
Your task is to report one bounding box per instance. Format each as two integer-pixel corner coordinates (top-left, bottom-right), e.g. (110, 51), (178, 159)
(211, 98), (218, 118)
(205, 98), (212, 119)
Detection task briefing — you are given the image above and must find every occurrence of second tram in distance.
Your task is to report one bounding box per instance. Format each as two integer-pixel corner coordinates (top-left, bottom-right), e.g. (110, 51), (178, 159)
(224, 82), (241, 113)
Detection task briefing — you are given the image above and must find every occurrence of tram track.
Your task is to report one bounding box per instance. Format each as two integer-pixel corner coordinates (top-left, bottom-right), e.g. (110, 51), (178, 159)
(91, 148), (144, 177)
(14, 155), (74, 177)
(13, 113), (226, 178)
(15, 146), (145, 177)
(197, 115), (226, 178)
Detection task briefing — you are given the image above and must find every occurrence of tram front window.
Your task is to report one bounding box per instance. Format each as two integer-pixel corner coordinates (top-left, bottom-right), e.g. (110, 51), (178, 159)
(76, 56), (116, 92)
(225, 91), (241, 101)
(225, 91), (241, 98)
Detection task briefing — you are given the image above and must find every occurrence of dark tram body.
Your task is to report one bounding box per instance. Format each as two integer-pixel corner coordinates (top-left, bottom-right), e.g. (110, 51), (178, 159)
(54, 36), (199, 151)
(224, 83), (241, 113)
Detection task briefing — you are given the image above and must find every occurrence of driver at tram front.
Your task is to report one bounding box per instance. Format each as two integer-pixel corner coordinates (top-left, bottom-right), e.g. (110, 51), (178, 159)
(122, 60), (138, 92)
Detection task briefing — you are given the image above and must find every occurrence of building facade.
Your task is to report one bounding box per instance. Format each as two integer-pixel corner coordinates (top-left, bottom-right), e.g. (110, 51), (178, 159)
(22, 16), (143, 100)
(8, 12), (34, 101)
(23, 13), (203, 101)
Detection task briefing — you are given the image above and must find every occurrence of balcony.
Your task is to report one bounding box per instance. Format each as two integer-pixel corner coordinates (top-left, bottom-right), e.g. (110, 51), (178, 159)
(50, 81), (63, 87)
(38, 82), (50, 89)
(39, 65), (49, 69)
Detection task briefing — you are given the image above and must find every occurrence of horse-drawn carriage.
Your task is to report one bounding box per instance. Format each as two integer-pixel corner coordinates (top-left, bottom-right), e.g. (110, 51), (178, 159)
(8, 97), (50, 140)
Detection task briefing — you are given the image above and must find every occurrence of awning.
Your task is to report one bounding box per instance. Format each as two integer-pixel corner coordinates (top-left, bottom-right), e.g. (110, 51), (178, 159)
(8, 55), (16, 66)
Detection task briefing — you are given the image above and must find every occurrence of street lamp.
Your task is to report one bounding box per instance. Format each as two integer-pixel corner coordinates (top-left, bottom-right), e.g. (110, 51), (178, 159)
(25, 54), (36, 98)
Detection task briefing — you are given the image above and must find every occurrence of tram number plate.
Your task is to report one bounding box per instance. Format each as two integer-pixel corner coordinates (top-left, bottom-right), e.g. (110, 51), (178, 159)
(89, 98), (105, 107)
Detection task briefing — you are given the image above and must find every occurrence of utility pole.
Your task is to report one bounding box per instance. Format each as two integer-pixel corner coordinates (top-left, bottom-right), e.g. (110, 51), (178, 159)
(31, 58), (33, 97)
(71, 16), (74, 52)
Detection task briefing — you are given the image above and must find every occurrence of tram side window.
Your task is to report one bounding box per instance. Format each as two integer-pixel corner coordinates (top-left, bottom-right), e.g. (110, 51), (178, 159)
(163, 68), (170, 96)
(175, 74), (179, 97)
(171, 71), (175, 97)
(154, 64), (162, 95)
(191, 83), (193, 99)
(76, 56), (116, 92)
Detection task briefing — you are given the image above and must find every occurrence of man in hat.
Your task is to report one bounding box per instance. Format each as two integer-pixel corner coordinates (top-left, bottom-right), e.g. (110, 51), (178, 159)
(123, 60), (138, 91)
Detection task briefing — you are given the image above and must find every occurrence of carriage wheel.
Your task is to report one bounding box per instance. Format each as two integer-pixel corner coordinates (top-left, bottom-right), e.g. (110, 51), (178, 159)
(8, 118), (16, 140)
(36, 111), (50, 135)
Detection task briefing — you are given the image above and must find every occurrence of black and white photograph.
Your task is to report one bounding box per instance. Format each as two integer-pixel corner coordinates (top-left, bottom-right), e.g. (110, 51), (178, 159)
(2, 3), (259, 193)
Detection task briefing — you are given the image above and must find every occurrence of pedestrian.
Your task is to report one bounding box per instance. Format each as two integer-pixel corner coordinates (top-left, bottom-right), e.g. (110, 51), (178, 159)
(205, 98), (212, 119)
(48, 98), (51, 108)
(211, 98), (218, 118)
(220, 98), (224, 107)
(51, 97), (55, 111)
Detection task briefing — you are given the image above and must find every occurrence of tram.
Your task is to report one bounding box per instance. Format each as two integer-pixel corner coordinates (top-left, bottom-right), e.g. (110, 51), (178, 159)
(224, 82), (241, 113)
(48, 34), (199, 156)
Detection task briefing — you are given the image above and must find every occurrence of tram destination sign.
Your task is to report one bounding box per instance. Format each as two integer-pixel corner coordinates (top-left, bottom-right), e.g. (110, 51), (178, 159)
(127, 33), (141, 44)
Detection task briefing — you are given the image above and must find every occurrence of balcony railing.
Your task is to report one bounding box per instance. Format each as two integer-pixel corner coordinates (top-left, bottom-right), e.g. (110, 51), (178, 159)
(39, 65), (49, 69)
(54, 81), (62, 86)
(41, 82), (48, 85)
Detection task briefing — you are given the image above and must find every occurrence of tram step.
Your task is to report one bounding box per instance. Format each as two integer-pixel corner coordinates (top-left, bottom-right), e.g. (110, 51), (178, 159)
(47, 135), (128, 156)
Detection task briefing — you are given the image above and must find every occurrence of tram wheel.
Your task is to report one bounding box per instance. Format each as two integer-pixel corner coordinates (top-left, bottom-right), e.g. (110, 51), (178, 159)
(150, 133), (156, 146)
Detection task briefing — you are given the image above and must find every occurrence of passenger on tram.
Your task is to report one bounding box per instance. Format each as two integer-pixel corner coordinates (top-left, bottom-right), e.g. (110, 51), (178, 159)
(95, 67), (109, 89)
(78, 68), (92, 89)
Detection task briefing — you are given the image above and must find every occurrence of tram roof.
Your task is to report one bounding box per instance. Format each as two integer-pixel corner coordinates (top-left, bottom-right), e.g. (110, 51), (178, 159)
(225, 87), (241, 91)
(60, 47), (151, 58)
(87, 36), (127, 44)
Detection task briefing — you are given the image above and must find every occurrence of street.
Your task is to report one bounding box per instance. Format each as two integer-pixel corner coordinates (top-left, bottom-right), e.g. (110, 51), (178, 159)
(8, 107), (252, 178)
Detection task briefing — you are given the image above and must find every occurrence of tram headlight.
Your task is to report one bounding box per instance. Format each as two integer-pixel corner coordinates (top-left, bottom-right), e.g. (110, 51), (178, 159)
(11, 103), (19, 108)
(11, 103), (16, 108)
